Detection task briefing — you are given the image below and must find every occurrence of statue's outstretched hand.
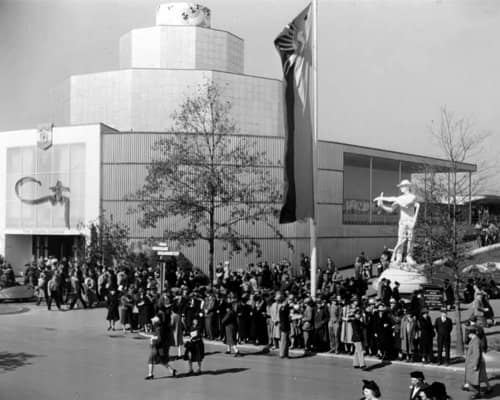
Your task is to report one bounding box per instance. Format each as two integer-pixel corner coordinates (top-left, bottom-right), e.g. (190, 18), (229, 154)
(374, 192), (384, 207)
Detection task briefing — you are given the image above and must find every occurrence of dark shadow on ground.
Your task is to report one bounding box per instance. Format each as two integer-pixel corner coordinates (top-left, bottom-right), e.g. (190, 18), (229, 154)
(0, 352), (41, 373)
(131, 335), (148, 340)
(364, 361), (391, 371)
(449, 356), (465, 364)
(171, 367), (249, 378)
(203, 351), (221, 356)
(108, 334), (126, 339)
(480, 383), (499, 399)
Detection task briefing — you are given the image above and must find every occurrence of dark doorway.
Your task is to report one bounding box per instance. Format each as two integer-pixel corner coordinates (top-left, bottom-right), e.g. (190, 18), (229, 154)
(32, 235), (84, 260)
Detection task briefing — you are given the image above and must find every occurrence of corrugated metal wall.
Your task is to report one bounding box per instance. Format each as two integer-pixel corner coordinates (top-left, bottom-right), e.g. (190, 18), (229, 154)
(101, 132), (307, 270)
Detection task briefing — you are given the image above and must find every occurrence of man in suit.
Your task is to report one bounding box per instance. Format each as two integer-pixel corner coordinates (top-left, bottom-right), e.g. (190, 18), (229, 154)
(278, 294), (291, 358)
(409, 371), (427, 400)
(434, 307), (453, 365)
(419, 309), (434, 363)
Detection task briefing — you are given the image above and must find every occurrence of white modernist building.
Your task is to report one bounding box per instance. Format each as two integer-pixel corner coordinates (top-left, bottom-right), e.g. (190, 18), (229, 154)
(0, 3), (476, 274)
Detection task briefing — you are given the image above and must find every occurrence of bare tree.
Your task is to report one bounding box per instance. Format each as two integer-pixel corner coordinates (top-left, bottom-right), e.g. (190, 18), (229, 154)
(414, 107), (490, 355)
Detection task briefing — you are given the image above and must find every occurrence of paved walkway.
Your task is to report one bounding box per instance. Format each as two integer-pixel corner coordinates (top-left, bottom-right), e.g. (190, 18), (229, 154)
(1, 306), (493, 400)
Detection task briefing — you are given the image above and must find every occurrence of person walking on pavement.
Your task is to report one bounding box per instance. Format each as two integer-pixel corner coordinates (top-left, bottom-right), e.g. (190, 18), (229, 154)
(409, 371), (427, 400)
(144, 314), (177, 380)
(434, 307), (452, 365)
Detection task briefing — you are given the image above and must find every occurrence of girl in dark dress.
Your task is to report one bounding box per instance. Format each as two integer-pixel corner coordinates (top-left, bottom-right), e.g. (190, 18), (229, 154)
(145, 314), (177, 380)
(184, 319), (205, 374)
(106, 289), (120, 331)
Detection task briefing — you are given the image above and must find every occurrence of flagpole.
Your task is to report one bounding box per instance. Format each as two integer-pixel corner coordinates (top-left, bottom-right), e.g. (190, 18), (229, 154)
(310, 0), (319, 300)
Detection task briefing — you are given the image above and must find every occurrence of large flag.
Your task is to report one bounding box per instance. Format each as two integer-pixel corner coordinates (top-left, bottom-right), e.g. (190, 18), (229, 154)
(275, 4), (315, 224)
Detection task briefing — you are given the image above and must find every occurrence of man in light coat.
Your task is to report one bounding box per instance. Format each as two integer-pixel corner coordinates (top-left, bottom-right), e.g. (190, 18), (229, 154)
(465, 327), (488, 399)
(269, 292), (281, 350)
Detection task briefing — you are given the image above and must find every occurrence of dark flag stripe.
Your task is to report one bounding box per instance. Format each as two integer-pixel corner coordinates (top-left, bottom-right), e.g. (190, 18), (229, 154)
(275, 4), (315, 224)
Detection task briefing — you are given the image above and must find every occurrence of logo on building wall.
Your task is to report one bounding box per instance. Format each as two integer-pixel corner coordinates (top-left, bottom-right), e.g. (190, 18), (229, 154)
(37, 123), (54, 150)
(14, 177), (71, 228)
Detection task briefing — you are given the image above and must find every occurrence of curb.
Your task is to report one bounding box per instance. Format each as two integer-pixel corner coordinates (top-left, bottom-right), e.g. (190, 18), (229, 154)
(201, 339), (500, 373)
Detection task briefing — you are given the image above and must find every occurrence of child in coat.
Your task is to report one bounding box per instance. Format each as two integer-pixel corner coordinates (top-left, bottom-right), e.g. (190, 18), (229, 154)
(184, 319), (205, 374)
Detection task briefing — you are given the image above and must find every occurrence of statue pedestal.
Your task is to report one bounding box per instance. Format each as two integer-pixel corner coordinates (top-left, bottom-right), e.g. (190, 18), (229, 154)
(373, 263), (428, 294)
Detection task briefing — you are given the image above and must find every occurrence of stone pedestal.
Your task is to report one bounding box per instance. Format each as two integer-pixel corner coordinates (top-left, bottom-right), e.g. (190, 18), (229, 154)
(373, 263), (428, 294)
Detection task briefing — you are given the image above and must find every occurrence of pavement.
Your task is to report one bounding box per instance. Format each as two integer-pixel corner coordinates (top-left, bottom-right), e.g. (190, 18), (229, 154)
(2, 304), (500, 400)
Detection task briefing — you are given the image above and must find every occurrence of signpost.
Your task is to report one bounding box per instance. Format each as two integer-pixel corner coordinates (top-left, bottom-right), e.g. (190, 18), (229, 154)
(421, 284), (444, 310)
(153, 243), (180, 293)
(154, 243), (169, 293)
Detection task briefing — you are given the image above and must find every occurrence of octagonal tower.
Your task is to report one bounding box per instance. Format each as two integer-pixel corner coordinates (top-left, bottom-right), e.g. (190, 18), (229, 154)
(52, 2), (284, 136)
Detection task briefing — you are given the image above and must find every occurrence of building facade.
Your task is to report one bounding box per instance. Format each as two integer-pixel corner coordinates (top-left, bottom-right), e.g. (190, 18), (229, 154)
(0, 3), (476, 273)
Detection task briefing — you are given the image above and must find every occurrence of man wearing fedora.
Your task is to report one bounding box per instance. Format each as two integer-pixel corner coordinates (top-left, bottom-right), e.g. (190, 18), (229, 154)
(409, 371), (427, 400)
(374, 179), (420, 265)
(419, 309), (435, 364)
(434, 307), (453, 365)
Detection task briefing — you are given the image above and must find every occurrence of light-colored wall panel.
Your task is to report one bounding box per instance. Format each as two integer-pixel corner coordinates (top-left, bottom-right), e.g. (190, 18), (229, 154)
(318, 170), (343, 204)
(318, 142), (343, 171)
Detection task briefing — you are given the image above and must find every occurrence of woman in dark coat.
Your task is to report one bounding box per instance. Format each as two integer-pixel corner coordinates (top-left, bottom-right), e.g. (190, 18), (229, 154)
(137, 290), (151, 332)
(314, 297), (330, 352)
(236, 296), (251, 343)
(184, 319), (205, 374)
(106, 289), (120, 331)
(145, 314), (177, 380)
(221, 298), (241, 356)
(253, 295), (269, 346)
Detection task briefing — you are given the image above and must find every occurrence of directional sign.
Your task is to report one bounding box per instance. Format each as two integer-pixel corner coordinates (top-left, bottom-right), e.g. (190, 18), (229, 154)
(152, 246), (169, 251)
(157, 251), (180, 256)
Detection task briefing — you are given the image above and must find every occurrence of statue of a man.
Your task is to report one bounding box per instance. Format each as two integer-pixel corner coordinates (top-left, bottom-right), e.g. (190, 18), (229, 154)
(374, 179), (420, 265)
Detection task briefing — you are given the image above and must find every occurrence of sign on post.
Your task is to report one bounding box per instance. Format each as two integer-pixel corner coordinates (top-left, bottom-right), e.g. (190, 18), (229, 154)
(157, 251), (180, 256)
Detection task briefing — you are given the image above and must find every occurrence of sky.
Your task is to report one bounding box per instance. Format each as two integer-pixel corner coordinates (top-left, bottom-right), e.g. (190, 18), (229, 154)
(0, 0), (499, 192)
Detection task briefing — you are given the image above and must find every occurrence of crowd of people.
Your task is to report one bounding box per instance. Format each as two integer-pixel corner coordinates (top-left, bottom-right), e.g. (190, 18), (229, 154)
(474, 217), (499, 247)
(1, 249), (496, 397)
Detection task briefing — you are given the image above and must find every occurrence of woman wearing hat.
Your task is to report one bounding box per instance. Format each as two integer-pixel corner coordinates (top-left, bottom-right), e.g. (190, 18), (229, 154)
(361, 380), (382, 400)
(419, 382), (451, 400)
